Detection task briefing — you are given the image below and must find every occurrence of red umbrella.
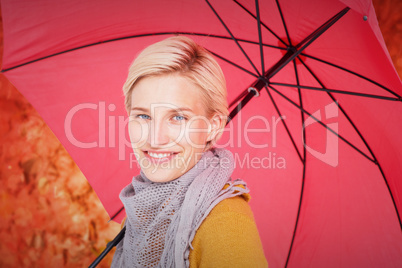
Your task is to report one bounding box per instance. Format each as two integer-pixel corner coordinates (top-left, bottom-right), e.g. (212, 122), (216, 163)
(2, 0), (402, 267)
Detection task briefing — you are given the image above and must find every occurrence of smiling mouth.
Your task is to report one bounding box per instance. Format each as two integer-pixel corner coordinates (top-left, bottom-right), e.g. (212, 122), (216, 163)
(144, 151), (179, 163)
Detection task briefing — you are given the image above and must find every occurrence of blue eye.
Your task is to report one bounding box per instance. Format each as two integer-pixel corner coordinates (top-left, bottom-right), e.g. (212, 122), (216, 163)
(173, 115), (186, 121)
(137, 114), (151, 120)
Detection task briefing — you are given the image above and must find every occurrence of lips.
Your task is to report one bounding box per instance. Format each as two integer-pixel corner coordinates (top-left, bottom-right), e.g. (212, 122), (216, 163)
(144, 150), (179, 163)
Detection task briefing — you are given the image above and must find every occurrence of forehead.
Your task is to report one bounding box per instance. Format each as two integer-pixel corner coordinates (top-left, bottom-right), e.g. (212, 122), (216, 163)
(131, 74), (206, 114)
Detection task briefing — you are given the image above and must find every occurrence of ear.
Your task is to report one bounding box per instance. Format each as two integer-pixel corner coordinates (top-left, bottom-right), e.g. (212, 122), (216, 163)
(207, 113), (226, 144)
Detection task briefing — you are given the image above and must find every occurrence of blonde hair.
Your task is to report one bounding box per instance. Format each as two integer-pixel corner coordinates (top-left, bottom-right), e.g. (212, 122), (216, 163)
(123, 36), (228, 120)
(123, 36), (229, 149)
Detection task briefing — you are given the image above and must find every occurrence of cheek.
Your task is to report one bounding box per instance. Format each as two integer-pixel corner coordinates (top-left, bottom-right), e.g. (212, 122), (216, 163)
(128, 120), (149, 147)
(165, 123), (186, 143)
(183, 121), (210, 148)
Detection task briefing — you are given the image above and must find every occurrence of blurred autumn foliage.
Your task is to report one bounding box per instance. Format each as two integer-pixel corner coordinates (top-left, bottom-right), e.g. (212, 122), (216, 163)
(0, 7), (120, 268)
(372, 0), (402, 77)
(0, 1), (401, 268)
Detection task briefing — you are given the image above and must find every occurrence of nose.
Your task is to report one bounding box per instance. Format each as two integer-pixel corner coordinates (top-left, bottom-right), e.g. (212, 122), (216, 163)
(148, 118), (170, 147)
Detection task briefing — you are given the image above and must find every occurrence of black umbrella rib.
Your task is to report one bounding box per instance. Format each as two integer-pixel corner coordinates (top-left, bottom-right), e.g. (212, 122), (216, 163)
(227, 90), (257, 124)
(226, 83), (303, 162)
(299, 57), (402, 229)
(229, 89), (250, 108)
(267, 85), (376, 163)
(285, 60), (307, 268)
(1, 32), (285, 73)
(275, 0), (292, 46)
(295, 7), (349, 50)
(207, 50), (258, 78)
(263, 83), (303, 162)
(205, 0), (261, 77)
(294, 61), (307, 163)
(270, 82), (401, 102)
(299, 57), (378, 162)
(255, 0), (266, 75)
(232, 0), (288, 47)
(290, 7), (350, 61)
(89, 226), (126, 267)
(110, 206), (125, 222)
(260, 7), (350, 83)
(300, 53), (402, 100)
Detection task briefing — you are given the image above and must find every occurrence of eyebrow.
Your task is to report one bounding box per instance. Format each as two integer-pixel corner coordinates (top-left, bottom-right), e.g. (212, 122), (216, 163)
(131, 107), (195, 113)
(131, 107), (149, 112)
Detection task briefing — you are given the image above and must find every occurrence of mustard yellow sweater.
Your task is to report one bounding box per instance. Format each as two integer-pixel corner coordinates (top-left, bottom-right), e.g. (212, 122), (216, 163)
(189, 193), (268, 268)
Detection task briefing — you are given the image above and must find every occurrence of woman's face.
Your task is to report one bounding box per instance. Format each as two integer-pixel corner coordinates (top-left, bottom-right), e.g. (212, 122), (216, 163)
(128, 74), (218, 182)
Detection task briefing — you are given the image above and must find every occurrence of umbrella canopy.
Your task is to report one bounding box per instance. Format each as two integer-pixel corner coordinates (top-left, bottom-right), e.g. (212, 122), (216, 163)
(2, 0), (402, 267)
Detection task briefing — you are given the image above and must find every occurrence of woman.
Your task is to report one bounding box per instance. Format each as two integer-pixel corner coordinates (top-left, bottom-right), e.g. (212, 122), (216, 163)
(111, 36), (267, 267)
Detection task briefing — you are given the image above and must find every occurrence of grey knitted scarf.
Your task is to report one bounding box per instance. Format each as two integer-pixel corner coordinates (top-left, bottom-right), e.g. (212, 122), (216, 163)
(111, 148), (249, 268)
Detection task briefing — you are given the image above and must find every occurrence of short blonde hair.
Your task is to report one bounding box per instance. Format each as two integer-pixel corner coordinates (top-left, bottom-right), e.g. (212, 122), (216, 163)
(123, 36), (228, 121)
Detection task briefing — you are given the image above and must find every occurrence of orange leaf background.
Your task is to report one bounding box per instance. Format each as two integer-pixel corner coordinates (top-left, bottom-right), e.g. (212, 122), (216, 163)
(0, 1), (401, 267)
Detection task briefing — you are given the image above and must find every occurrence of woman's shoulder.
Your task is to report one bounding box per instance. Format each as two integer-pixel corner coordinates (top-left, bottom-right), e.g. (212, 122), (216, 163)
(207, 194), (255, 221)
(189, 194), (268, 268)
(193, 193), (256, 238)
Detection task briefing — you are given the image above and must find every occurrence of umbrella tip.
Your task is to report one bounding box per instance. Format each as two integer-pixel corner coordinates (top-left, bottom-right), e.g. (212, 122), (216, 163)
(363, 15), (368, 21)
